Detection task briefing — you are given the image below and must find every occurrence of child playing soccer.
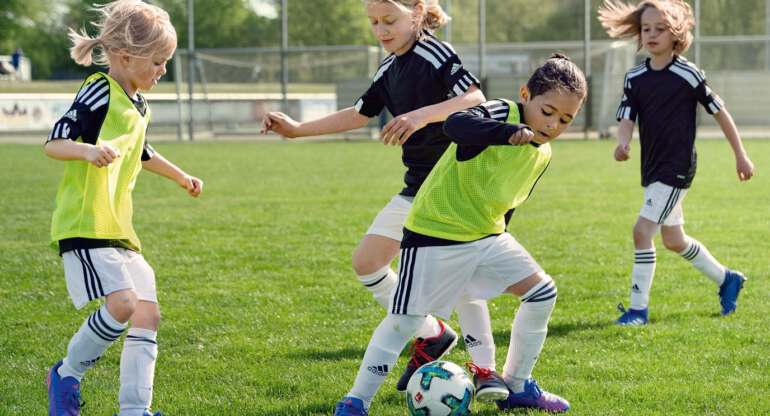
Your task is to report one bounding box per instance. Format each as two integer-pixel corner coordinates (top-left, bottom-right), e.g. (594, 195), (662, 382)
(44, 1), (203, 414)
(262, 0), (507, 399)
(598, 0), (755, 326)
(333, 54), (587, 415)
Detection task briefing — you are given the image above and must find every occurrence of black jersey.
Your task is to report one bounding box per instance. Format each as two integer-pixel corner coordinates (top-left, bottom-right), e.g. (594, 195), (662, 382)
(46, 74), (156, 161)
(616, 56), (723, 189)
(355, 32), (480, 196)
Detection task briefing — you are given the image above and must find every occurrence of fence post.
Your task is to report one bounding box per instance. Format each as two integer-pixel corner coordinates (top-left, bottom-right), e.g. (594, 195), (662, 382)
(281, 0), (289, 115)
(187, 0), (195, 141)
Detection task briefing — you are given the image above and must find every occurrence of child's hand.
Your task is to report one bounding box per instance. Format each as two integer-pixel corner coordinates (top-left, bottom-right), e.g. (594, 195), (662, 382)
(614, 143), (630, 161)
(178, 175), (203, 197)
(736, 154), (754, 181)
(508, 127), (534, 145)
(380, 110), (427, 146)
(85, 144), (121, 168)
(261, 112), (299, 138)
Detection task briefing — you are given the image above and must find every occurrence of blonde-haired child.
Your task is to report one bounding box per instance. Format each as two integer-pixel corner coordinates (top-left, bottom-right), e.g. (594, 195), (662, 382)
(45, 1), (202, 415)
(262, 0), (508, 401)
(598, 0), (754, 325)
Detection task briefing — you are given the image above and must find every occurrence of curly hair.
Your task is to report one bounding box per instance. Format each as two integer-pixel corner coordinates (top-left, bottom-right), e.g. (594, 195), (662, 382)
(598, 0), (694, 54)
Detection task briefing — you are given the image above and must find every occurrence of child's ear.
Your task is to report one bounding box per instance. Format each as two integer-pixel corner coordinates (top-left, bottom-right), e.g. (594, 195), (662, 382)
(519, 85), (530, 103)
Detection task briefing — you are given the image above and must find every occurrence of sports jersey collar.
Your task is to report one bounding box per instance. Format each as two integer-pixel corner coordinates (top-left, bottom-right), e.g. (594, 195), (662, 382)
(645, 55), (677, 72)
(96, 72), (148, 117)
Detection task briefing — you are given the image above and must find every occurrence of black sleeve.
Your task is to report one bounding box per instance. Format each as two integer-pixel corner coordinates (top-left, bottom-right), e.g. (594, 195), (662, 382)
(141, 141), (156, 161)
(443, 102), (530, 146)
(353, 55), (393, 117)
(46, 76), (110, 145)
(431, 39), (481, 96)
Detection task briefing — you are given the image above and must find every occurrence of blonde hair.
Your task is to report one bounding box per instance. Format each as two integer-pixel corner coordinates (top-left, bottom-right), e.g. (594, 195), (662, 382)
(366, 0), (450, 35)
(69, 0), (177, 67)
(598, 0), (694, 54)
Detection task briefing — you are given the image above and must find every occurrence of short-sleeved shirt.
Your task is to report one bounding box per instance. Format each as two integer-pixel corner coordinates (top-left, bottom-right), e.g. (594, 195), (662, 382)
(355, 31), (480, 196)
(616, 56), (723, 189)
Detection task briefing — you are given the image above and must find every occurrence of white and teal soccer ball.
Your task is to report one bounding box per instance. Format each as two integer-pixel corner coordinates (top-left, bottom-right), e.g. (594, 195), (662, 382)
(405, 360), (474, 416)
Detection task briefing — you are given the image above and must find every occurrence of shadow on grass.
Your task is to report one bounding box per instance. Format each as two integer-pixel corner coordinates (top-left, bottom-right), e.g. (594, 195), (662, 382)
(285, 346), (366, 361)
(492, 319), (614, 344)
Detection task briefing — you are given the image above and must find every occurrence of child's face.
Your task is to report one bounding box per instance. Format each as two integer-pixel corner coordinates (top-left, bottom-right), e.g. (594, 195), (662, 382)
(640, 7), (675, 56)
(366, 1), (420, 56)
(520, 88), (583, 144)
(125, 49), (174, 93)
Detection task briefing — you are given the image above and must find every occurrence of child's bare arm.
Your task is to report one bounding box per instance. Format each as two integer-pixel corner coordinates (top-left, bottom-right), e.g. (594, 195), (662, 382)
(44, 139), (120, 168)
(261, 107), (370, 139)
(381, 85), (486, 145)
(614, 119), (635, 161)
(713, 108), (754, 181)
(142, 153), (203, 197)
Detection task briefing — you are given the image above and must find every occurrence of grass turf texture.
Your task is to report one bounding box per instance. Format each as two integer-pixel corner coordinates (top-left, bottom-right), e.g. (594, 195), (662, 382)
(0, 139), (768, 415)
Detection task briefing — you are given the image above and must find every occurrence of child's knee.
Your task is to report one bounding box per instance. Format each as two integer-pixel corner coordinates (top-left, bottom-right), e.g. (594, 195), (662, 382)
(105, 289), (138, 323)
(662, 234), (687, 252)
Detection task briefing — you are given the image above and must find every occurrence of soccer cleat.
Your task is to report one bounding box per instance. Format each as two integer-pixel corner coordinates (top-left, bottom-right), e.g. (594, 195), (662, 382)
(395, 320), (458, 391)
(333, 396), (368, 416)
(47, 361), (83, 416)
(719, 270), (747, 316)
(466, 363), (509, 402)
(496, 378), (570, 413)
(615, 303), (648, 326)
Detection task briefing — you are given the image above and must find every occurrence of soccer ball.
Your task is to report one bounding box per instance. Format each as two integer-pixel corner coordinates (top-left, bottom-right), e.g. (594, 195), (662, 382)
(405, 360), (474, 416)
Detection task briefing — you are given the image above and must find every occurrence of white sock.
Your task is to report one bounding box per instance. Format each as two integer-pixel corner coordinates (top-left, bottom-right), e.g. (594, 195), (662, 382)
(348, 314), (426, 408)
(502, 278), (557, 393)
(679, 238), (725, 286)
(456, 298), (496, 370)
(119, 328), (158, 416)
(414, 315), (441, 339)
(357, 266), (397, 309)
(59, 304), (126, 381)
(630, 248), (656, 310)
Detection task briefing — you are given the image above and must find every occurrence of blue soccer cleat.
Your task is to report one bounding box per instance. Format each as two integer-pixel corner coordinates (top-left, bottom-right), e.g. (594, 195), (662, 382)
(47, 361), (83, 416)
(615, 303), (648, 326)
(719, 270), (747, 316)
(496, 378), (570, 413)
(334, 396), (368, 416)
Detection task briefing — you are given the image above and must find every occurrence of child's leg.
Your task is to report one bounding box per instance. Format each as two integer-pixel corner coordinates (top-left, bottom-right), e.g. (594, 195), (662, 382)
(501, 273), (557, 392)
(353, 234), (442, 339)
(58, 289), (134, 380)
(661, 225), (725, 286)
(119, 252), (160, 416)
(347, 314), (427, 408)
(455, 298), (496, 370)
(628, 217), (660, 310)
(119, 301), (159, 416)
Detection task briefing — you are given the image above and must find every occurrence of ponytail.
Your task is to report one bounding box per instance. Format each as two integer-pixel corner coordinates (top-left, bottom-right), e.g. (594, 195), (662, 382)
(68, 28), (102, 67)
(422, 0), (450, 32)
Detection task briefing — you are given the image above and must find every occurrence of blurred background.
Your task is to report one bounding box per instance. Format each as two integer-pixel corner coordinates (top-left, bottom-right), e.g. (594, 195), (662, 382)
(2, 0), (770, 141)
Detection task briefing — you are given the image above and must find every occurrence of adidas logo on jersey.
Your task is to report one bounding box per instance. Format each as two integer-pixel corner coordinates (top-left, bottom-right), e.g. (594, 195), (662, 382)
(464, 334), (482, 348)
(62, 109), (78, 122)
(367, 364), (389, 377)
(451, 63), (461, 75)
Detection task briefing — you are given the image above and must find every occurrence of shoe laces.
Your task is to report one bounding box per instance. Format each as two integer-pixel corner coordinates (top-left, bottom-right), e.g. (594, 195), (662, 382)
(617, 303), (627, 313)
(408, 320), (447, 368)
(526, 379), (544, 399)
(465, 362), (493, 380)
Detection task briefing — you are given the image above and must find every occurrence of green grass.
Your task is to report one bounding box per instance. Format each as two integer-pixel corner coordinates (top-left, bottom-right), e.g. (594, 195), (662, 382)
(1, 139), (768, 415)
(0, 81), (334, 94)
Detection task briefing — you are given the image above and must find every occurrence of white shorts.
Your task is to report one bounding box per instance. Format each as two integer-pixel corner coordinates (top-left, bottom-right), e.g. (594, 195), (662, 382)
(390, 233), (543, 319)
(638, 181), (688, 226)
(62, 248), (157, 310)
(365, 194), (413, 241)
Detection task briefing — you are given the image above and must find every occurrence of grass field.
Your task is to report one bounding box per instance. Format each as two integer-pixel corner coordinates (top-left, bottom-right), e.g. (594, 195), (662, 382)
(1, 139), (768, 415)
